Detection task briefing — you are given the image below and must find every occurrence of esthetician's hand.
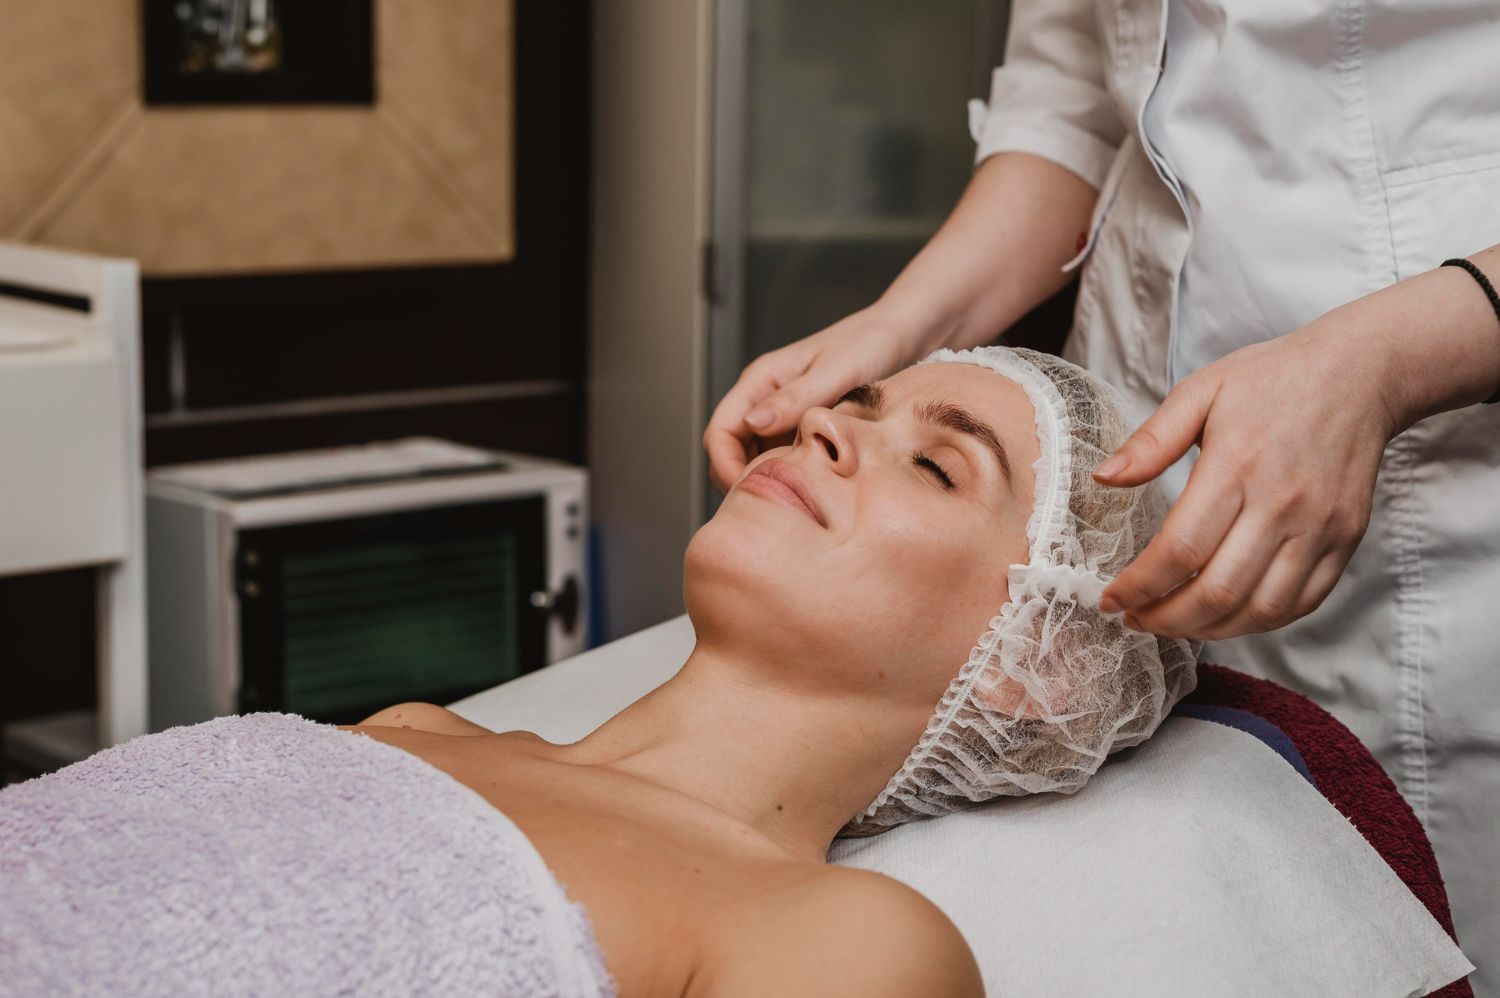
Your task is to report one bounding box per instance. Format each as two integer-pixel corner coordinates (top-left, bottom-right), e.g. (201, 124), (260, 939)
(705, 307), (921, 492)
(1095, 248), (1500, 640)
(1093, 320), (1395, 640)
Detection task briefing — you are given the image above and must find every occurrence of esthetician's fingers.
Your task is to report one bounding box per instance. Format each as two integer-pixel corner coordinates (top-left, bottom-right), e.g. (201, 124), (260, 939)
(1093, 372), (1217, 487)
(1290, 548), (1351, 621)
(705, 350), (810, 492)
(706, 308), (922, 492)
(740, 358), (867, 444)
(704, 419), (755, 494)
(1101, 466), (1244, 613)
(1176, 535), (1322, 641)
(1121, 514), (1285, 638)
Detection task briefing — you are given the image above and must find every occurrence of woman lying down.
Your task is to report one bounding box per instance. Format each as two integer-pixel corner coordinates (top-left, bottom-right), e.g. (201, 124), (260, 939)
(0, 347), (1195, 997)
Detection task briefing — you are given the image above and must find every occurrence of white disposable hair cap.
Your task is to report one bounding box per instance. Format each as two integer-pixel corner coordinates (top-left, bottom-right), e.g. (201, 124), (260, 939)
(843, 346), (1199, 836)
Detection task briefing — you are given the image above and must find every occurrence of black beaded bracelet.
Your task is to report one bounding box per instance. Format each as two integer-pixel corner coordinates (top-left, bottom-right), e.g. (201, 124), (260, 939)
(1440, 257), (1500, 405)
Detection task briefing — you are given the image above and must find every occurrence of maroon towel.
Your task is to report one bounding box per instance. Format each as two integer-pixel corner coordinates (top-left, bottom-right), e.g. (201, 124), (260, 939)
(1185, 664), (1472, 998)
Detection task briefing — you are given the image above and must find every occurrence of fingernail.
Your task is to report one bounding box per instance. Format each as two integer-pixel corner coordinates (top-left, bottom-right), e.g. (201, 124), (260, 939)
(1099, 595), (1122, 614)
(1094, 454), (1128, 478)
(745, 408), (773, 430)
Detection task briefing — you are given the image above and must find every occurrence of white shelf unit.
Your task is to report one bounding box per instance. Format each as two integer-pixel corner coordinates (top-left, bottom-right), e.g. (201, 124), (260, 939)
(0, 242), (146, 773)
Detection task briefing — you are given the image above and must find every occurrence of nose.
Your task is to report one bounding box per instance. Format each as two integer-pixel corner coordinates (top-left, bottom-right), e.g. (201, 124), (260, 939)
(796, 406), (858, 477)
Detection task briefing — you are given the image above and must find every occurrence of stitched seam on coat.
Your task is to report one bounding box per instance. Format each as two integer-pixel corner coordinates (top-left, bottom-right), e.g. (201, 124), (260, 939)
(1382, 149), (1500, 189)
(1387, 434), (1431, 825)
(1128, 176), (1157, 395)
(1071, 246), (1099, 344)
(1114, 0), (1135, 76)
(1333, 0), (1399, 289)
(1135, 0), (1189, 392)
(1334, 0), (1426, 821)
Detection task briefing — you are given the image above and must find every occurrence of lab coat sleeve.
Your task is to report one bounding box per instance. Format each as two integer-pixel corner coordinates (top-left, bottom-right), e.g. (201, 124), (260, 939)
(970, 0), (1126, 190)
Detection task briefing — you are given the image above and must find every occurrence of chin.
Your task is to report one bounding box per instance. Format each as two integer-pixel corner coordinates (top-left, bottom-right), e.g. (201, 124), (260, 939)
(687, 501), (799, 584)
(684, 518), (764, 609)
(683, 518), (808, 646)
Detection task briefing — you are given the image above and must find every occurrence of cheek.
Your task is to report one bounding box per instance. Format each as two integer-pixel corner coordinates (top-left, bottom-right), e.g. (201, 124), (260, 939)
(851, 494), (1009, 661)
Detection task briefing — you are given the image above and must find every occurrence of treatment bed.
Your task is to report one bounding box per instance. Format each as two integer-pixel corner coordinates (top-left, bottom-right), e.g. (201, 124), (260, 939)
(449, 614), (1475, 998)
(0, 615), (1474, 996)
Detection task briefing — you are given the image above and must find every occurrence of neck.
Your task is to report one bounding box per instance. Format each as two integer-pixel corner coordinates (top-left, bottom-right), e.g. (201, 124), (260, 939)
(554, 640), (919, 862)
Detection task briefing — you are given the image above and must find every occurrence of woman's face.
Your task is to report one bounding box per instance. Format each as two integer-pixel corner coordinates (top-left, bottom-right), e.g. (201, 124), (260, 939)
(686, 361), (1041, 711)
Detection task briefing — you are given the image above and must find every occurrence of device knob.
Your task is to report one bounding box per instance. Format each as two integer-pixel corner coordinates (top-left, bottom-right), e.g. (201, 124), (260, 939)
(528, 575), (580, 634)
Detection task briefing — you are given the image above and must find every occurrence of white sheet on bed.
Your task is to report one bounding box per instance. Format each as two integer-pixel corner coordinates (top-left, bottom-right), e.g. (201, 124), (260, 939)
(448, 615), (1473, 998)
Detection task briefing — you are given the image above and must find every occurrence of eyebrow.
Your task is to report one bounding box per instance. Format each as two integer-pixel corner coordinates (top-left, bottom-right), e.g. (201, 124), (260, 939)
(835, 383), (1013, 486)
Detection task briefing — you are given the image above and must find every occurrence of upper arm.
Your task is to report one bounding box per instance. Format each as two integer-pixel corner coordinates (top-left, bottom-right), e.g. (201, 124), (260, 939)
(353, 701), (494, 736)
(699, 871), (983, 998)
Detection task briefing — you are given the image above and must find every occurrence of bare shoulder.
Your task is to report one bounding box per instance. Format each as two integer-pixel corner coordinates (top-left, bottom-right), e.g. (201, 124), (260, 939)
(345, 701), (494, 736)
(694, 866), (982, 998)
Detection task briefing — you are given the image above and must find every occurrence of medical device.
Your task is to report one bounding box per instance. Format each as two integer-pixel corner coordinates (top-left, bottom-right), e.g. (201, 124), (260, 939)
(146, 438), (587, 729)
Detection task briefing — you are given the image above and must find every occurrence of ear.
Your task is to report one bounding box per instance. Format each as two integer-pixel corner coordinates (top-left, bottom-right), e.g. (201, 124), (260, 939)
(970, 578), (1117, 722)
(970, 625), (1074, 722)
(983, 681), (1050, 721)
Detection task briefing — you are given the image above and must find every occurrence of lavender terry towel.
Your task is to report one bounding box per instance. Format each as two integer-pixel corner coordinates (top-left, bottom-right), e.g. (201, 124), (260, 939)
(0, 712), (617, 998)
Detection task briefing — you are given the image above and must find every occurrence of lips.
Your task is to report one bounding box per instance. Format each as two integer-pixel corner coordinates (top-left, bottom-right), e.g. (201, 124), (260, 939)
(741, 458), (827, 527)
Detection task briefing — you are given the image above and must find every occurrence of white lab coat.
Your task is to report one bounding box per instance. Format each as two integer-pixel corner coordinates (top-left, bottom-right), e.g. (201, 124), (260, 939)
(972, 0), (1500, 991)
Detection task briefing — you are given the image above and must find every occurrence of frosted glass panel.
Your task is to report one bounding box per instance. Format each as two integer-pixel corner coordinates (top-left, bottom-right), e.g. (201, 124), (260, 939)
(717, 0), (1009, 364)
(747, 2), (988, 241)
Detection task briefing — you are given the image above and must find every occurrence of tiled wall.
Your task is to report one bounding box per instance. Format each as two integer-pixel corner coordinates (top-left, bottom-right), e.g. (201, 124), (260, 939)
(0, 0), (515, 275)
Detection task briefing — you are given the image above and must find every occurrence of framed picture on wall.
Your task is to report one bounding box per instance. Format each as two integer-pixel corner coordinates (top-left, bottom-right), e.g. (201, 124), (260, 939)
(143, 0), (375, 105)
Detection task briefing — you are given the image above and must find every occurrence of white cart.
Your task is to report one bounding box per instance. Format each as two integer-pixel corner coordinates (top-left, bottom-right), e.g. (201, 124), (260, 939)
(0, 242), (146, 769)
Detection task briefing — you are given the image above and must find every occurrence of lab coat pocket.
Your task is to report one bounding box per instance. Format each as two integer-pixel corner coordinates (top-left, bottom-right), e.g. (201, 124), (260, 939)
(1383, 151), (1500, 282)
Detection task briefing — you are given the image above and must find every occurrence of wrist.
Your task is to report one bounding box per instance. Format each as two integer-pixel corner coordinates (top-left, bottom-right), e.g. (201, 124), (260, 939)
(1290, 306), (1406, 439)
(1437, 256), (1500, 406)
(1368, 253), (1500, 423)
(861, 297), (954, 363)
(1311, 253), (1500, 432)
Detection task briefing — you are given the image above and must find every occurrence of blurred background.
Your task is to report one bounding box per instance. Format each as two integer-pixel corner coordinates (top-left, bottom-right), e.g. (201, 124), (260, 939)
(0, 0), (1065, 783)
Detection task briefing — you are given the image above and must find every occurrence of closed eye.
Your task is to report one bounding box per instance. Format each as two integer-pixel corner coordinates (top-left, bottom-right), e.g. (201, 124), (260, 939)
(912, 451), (955, 490)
